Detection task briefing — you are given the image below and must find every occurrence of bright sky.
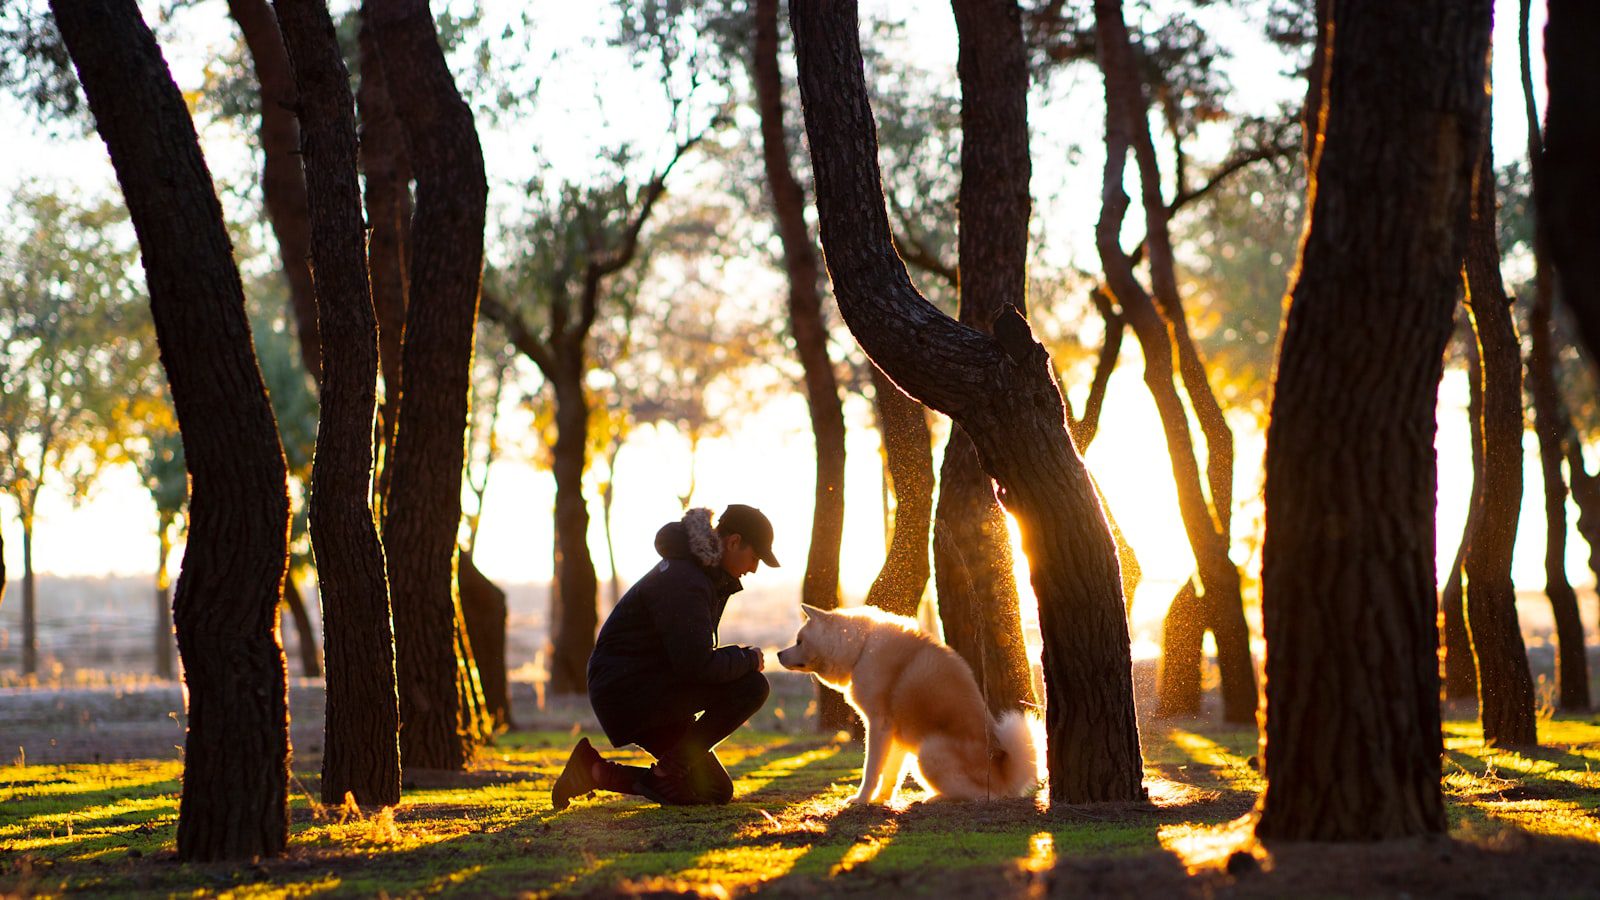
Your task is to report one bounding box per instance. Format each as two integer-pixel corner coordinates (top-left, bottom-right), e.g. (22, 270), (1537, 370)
(0, 0), (1585, 642)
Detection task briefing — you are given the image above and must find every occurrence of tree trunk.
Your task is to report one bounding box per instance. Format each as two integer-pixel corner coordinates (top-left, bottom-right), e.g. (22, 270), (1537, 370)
(370, 0), (490, 771)
(920, 0), (1038, 720)
(154, 515), (175, 680)
(1255, 0), (1490, 842)
(227, 0), (319, 380)
(21, 513), (37, 676)
(933, 431), (1035, 716)
(1094, 0), (1255, 725)
(1538, 1), (1600, 363)
(863, 365), (933, 619)
(274, 0), (402, 806)
(1463, 119), (1536, 749)
(1156, 578), (1203, 718)
(459, 549), (512, 729)
(1440, 318), (1482, 701)
(357, 7), (413, 514)
(1521, 0), (1590, 715)
(281, 574), (322, 678)
(790, 0), (1144, 802)
(547, 365), (598, 695)
(52, 0), (294, 860)
(753, 0), (851, 732)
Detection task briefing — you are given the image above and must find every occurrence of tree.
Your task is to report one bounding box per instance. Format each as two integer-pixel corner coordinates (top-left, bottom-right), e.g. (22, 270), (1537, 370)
(791, 0), (1143, 802)
(227, 0), (319, 379)
(0, 188), (145, 676)
(1537, 0), (1600, 363)
(752, 0), (852, 729)
(1093, 0), (1254, 725)
(274, 0), (401, 806)
(1254, 0), (1491, 841)
(862, 365), (933, 619)
(51, 0), (294, 860)
(1518, 0), (1589, 713)
(127, 419), (184, 680)
(1461, 112), (1535, 748)
(1439, 315), (1483, 702)
(483, 136), (698, 696)
(368, 0), (493, 771)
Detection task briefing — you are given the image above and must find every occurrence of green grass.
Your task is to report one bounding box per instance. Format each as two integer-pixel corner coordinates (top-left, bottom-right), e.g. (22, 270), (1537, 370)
(4, 717), (1599, 897)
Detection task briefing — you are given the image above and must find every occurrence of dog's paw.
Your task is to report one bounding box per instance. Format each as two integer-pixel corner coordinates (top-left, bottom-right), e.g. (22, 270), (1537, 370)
(848, 793), (875, 806)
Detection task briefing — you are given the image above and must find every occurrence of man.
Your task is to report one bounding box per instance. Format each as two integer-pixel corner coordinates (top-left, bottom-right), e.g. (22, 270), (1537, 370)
(551, 504), (778, 809)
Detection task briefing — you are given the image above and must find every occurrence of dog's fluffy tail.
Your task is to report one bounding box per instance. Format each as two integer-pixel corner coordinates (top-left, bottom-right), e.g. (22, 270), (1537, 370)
(992, 710), (1044, 797)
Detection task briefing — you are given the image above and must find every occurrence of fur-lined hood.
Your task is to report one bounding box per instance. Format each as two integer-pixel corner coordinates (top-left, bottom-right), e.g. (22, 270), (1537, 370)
(653, 507), (723, 568)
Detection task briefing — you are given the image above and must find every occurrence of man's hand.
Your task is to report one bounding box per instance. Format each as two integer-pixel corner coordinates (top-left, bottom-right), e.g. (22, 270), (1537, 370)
(748, 647), (766, 672)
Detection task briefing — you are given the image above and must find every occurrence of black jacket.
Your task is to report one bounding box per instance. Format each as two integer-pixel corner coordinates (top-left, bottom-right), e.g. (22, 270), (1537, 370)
(587, 518), (761, 746)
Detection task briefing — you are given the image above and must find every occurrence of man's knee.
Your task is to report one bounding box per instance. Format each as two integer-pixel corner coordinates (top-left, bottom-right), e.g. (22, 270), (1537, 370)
(733, 670), (770, 711)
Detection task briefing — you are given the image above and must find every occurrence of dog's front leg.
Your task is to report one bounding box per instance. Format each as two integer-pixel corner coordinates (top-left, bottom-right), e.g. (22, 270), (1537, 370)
(852, 718), (890, 805)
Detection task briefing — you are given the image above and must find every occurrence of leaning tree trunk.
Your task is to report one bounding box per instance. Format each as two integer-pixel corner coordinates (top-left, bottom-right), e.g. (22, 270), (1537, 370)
(1539, 1), (1600, 363)
(863, 366), (934, 619)
(1463, 111), (1536, 749)
(227, 0), (319, 380)
(275, 0), (402, 807)
(1440, 316), (1482, 701)
(547, 362), (599, 695)
(1521, 0), (1590, 714)
(370, 0), (490, 771)
(753, 0), (851, 732)
(357, 6), (413, 513)
(791, 0), (1144, 802)
(926, 0), (1037, 720)
(1095, 0), (1255, 726)
(52, 0), (293, 860)
(1254, 0), (1490, 841)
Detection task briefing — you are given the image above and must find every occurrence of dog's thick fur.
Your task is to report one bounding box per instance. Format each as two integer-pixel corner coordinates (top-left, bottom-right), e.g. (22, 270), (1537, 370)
(777, 604), (1040, 804)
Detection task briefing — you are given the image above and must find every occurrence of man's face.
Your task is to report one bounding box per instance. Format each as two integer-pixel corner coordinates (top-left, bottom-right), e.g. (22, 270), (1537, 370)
(721, 534), (761, 578)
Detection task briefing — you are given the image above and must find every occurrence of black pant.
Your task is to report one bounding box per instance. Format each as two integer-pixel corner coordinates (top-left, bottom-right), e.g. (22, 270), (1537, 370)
(602, 670), (769, 804)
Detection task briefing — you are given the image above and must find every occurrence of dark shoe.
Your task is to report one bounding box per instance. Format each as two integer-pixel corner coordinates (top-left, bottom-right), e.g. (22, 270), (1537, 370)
(552, 737), (601, 811)
(633, 760), (699, 806)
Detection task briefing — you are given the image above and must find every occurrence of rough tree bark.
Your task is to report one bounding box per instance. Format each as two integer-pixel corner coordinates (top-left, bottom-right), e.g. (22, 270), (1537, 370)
(924, 0), (1037, 719)
(863, 365), (933, 619)
(1462, 128), (1536, 749)
(1521, 0), (1590, 714)
(52, 0), (293, 859)
(753, 0), (852, 730)
(356, 4), (412, 512)
(1094, 0), (1254, 724)
(791, 0), (1144, 802)
(1539, 1), (1600, 362)
(1439, 318), (1482, 702)
(370, 0), (490, 771)
(274, 0), (402, 806)
(227, 0), (319, 379)
(1255, 0), (1491, 841)
(1156, 578), (1202, 717)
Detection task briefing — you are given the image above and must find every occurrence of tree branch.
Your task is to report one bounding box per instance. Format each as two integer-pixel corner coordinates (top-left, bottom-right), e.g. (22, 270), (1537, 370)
(479, 286), (556, 377)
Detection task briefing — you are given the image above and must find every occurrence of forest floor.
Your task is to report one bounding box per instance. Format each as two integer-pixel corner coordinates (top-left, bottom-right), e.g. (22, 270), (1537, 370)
(3, 676), (1600, 898)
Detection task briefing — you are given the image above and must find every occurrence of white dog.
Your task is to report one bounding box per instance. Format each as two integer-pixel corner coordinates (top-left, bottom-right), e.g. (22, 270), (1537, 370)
(777, 603), (1041, 804)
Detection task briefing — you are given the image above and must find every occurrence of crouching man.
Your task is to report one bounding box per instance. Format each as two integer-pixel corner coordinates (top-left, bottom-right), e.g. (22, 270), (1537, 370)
(551, 504), (777, 809)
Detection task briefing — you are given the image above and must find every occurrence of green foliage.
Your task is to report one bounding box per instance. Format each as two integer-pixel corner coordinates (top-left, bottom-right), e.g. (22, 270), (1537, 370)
(0, 0), (86, 131)
(0, 186), (156, 525)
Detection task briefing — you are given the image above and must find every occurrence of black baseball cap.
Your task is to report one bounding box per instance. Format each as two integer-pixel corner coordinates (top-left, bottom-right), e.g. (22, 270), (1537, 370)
(717, 504), (779, 567)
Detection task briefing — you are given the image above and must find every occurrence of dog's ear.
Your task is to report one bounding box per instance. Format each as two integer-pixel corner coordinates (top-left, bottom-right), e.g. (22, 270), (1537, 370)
(800, 603), (830, 621)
